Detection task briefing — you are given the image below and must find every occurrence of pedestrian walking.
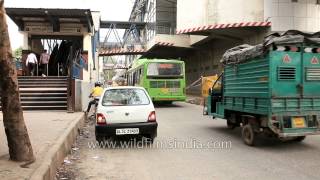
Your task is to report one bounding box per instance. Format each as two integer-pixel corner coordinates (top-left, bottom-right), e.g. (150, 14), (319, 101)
(40, 49), (50, 77)
(26, 52), (38, 76)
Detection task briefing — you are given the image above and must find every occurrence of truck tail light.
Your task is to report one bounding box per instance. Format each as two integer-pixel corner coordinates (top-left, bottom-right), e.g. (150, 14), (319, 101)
(148, 111), (156, 122)
(290, 46), (299, 52)
(96, 113), (106, 125)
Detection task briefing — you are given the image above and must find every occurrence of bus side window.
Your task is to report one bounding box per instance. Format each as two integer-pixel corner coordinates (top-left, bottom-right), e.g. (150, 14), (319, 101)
(131, 68), (143, 86)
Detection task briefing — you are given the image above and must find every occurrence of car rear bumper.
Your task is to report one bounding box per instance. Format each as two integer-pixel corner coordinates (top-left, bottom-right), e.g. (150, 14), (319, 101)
(95, 122), (158, 138)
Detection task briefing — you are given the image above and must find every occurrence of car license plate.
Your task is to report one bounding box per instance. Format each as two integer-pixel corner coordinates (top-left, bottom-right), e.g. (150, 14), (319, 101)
(292, 117), (305, 128)
(116, 128), (139, 135)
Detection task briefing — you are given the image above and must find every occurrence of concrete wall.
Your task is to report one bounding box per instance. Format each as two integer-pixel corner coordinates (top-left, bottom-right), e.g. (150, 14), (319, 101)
(22, 32), (29, 50)
(184, 32), (265, 95)
(146, 34), (191, 50)
(82, 34), (97, 82)
(185, 39), (241, 95)
(265, 0), (320, 32)
(177, 0), (207, 31)
(156, 0), (177, 34)
(177, 0), (264, 30)
(189, 35), (208, 45)
(207, 0), (264, 24)
(31, 39), (44, 54)
(81, 81), (93, 111)
(91, 12), (101, 32)
(75, 80), (94, 111)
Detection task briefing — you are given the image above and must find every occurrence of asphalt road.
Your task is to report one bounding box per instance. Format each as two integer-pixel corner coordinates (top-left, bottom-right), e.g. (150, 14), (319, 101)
(60, 102), (320, 180)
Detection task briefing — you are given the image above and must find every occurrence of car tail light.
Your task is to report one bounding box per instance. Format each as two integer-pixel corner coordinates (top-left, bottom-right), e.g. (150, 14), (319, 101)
(148, 111), (156, 122)
(96, 113), (106, 125)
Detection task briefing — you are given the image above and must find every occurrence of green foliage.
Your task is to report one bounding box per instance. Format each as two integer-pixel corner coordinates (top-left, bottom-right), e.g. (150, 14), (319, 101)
(13, 47), (22, 60)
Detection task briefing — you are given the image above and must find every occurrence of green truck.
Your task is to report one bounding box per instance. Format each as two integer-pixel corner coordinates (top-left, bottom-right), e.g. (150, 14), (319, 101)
(205, 31), (320, 146)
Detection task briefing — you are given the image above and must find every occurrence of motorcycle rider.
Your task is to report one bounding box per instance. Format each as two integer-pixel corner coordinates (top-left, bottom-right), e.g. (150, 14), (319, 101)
(85, 82), (103, 115)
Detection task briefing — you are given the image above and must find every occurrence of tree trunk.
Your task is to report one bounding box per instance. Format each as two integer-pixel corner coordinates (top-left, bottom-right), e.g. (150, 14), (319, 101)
(0, 0), (35, 162)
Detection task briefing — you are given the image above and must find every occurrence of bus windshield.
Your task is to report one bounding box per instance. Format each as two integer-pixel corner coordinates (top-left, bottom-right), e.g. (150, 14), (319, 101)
(147, 63), (182, 77)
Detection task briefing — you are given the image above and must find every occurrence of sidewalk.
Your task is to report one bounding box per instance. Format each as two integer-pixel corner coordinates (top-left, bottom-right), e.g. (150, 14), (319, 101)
(0, 111), (84, 180)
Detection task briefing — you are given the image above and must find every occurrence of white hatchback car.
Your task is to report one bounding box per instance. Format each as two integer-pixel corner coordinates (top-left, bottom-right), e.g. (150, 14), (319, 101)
(95, 86), (157, 142)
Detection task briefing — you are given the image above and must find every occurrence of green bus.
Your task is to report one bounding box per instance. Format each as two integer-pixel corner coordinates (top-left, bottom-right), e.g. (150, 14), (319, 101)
(127, 58), (186, 103)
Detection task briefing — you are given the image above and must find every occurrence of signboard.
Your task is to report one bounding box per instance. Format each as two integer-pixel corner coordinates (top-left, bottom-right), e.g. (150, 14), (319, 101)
(311, 56), (319, 64)
(283, 54), (291, 63)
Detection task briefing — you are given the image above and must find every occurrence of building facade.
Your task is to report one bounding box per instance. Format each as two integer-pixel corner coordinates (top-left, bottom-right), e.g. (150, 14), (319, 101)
(6, 8), (101, 111)
(265, 0), (320, 32)
(127, 0), (320, 95)
(175, 0), (320, 94)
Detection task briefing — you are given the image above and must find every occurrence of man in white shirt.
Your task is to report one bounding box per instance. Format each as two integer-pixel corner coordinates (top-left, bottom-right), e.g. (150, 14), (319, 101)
(26, 52), (38, 76)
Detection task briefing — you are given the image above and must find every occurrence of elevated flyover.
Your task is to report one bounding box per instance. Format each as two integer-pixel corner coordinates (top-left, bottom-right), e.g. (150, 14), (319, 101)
(99, 20), (147, 57)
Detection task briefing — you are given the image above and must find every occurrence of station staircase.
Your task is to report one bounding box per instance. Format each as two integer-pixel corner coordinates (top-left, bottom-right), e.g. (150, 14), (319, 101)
(0, 76), (68, 111)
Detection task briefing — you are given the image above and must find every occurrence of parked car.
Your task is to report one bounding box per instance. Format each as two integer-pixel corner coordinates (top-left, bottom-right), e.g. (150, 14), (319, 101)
(95, 86), (158, 142)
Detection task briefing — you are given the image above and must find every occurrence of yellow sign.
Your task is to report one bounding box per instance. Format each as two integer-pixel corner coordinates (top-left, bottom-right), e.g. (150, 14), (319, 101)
(292, 117), (306, 128)
(202, 75), (221, 97)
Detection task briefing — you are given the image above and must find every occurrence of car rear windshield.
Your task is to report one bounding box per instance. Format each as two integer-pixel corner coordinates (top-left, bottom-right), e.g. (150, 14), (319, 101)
(102, 89), (150, 106)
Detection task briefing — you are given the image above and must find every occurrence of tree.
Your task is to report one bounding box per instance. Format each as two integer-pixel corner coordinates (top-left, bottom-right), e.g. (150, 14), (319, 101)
(0, 0), (35, 162)
(13, 47), (22, 60)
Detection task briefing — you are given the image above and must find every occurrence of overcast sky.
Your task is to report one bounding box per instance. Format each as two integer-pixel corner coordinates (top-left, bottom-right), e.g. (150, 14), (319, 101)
(5, 0), (134, 49)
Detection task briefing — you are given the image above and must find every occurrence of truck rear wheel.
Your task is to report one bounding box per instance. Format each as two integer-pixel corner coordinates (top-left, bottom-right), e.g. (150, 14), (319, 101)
(242, 124), (257, 146)
(226, 112), (237, 129)
(294, 136), (306, 142)
(227, 120), (236, 129)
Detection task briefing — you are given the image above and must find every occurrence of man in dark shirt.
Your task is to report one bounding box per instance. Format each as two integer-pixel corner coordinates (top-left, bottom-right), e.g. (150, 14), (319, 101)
(40, 49), (50, 77)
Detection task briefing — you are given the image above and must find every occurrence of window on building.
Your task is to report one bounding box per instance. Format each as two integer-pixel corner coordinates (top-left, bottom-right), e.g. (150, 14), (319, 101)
(317, 0), (320, 4)
(291, 0), (298, 2)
